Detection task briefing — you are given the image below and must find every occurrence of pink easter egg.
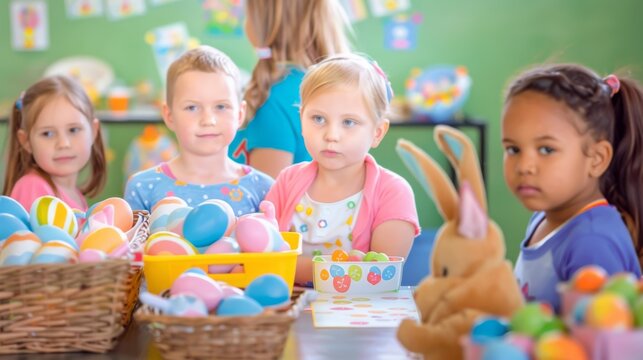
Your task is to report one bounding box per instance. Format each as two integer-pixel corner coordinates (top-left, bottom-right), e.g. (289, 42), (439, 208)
(79, 248), (108, 262)
(204, 237), (240, 273)
(217, 282), (244, 298)
(241, 200), (279, 228)
(151, 196), (188, 214)
(170, 269), (224, 311)
(88, 197), (133, 233)
(0, 230), (41, 266)
(145, 231), (197, 256)
(150, 197), (188, 234)
(80, 226), (127, 254)
(235, 217), (282, 253)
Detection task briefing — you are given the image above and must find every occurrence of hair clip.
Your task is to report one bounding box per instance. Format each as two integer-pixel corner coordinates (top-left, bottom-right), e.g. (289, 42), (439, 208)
(16, 91), (25, 110)
(255, 47), (272, 60)
(370, 60), (394, 103)
(604, 74), (620, 97)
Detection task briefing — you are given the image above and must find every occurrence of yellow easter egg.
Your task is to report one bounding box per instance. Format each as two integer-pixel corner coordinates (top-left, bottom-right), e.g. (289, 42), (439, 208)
(30, 196), (78, 238)
(80, 226), (127, 254)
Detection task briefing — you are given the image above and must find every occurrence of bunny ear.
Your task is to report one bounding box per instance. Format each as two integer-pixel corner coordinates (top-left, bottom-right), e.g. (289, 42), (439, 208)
(434, 125), (487, 213)
(396, 139), (458, 222)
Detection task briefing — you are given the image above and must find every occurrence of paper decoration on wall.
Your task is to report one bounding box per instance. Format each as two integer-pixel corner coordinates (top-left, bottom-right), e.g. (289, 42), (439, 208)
(124, 125), (178, 180)
(311, 289), (419, 328)
(44, 56), (115, 105)
(145, 22), (199, 84)
(150, 0), (180, 5)
(339, 0), (368, 22)
(368, 0), (409, 17)
(106, 0), (146, 20)
(65, 0), (103, 18)
(10, 0), (49, 51)
(384, 13), (421, 51)
(202, 0), (244, 37)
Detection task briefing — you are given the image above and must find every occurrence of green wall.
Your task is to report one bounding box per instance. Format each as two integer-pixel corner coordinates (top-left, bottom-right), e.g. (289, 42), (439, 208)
(1, 1), (643, 262)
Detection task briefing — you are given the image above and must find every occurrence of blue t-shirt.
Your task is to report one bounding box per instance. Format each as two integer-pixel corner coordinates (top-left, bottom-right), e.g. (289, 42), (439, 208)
(124, 163), (273, 216)
(229, 66), (310, 165)
(514, 205), (641, 312)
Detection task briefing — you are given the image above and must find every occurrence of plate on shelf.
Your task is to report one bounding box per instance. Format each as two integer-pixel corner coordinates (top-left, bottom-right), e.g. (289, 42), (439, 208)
(44, 56), (115, 98)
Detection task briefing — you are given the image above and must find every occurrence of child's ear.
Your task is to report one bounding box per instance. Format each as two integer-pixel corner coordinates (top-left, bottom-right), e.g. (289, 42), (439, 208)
(371, 118), (390, 148)
(588, 139), (613, 177)
(238, 100), (247, 128)
(91, 118), (100, 141)
(161, 103), (175, 131)
(17, 129), (31, 154)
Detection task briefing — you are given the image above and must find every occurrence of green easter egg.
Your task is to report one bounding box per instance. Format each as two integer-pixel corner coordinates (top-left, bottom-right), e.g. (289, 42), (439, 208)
(348, 265), (363, 281)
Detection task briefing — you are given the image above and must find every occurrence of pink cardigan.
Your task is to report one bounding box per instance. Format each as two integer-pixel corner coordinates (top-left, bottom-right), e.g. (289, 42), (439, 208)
(266, 154), (420, 252)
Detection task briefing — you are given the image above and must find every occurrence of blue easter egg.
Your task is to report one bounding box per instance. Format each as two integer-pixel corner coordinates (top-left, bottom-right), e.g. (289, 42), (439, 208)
(245, 274), (290, 307)
(572, 296), (591, 325)
(183, 202), (229, 248)
(369, 266), (382, 276)
(167, 294), (208, 317)
(382, 265), (396, 280)
(481, 340), (529, 360)
(0, 196), (30, 227)
(216, 295), (264, 316)
(470, 317), (510, 344)
(330, 264), (345, 277)
(184, 267), (207, 276)
(0, 213), (29, 243)
(34, 225), (79, 250)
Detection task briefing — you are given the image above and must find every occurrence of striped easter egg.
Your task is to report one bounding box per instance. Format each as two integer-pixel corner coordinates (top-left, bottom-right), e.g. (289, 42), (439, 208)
(80, 226), (127, 255)
(31, 240), (78, 264)
(0, 230), (42, 266)
(144, 231), (197, 256)
(235, 217), (282, 253)
(30, 196), (79, 238)
(87, 197), (133, 233)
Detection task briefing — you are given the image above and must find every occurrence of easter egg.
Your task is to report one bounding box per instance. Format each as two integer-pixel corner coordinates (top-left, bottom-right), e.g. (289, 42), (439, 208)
(218, 282), (244, 298)
(572, 265), (608, 293)
(183, 201), (235, 248)
(149, 197), (188, 234)
(329, 264), (345, 277)
(535, 333), (588, 360)
(151, 196), (188, 214)
(165, 294), (208, 317)
(171, 268), (224, 311)
(585, 292), (633, 330)
(481, 340), (529, 360)
(0, 230), (41, 266)
(382, 265), (397, 280)
(320, 269), (330, 280)
(245, 274), (290, 307)
(165, 206), (192, 236)
(87, 198), (133, 233)
(81, 226), (127, 255)
(503, 334), (534, 357)
(348, 249), (366, 261)
(79, 248), (108, 262)
(470, 317), (509, 344)
(0, 196), (30, 227)
(333, 275), (351, 292)
(348, 265), (362, 281)
(34, 225), (78, 250)
(30, 196), (78, 238)
(571, 296), (591, 325)
(510, 302), (553, 338)
(201, 199), (236, 235)
(633, 296), (643, 327)
(0, 213), (29, 245)
(602, 272), (638, 306)
(331, 249), (349, 262)
(31, 240), (78, 264)
(216, 295), (264, 316)
(235, 217), (282, 253)
(312, 255), (325, 262)
(205, 237), (240, 273)
(243, 200), (278, 228)
(144, 231), (197, 256)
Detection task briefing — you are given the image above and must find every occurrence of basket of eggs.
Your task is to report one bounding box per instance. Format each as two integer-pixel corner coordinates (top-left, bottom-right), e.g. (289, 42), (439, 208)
(0, 195), (149, 354)
(136, 269), (309, 360)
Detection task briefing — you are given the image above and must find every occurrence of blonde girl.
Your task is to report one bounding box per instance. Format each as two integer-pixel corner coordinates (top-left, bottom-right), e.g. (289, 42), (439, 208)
(3, 75), (106, 211)
(266, 54), (420, 284)
(229, 0), (352, 178)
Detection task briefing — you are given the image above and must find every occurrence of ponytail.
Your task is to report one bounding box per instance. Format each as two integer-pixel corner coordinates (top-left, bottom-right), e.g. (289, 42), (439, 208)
(3, 100), (36, 196)
(602, 77), (643, 265)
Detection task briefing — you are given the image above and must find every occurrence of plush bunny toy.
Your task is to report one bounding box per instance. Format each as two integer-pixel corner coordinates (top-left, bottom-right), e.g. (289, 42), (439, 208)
(395, 125), (524, 360)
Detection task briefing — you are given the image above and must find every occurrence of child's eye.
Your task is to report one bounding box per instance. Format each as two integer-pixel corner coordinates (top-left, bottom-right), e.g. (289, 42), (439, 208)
(504, 146), (519, 155)
(538, 146), (554, 155)
(343, 119), (357, 127)
(40, 130), (54, 138)
(312, 115), (325, 125)
(69, 127), (82, 134)
(215, 104), (229, 111)
(185, 105), (198, 112)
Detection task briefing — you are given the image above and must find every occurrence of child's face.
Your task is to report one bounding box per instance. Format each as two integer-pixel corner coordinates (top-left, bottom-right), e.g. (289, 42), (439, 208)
(301, 84), (388, 172)
(502, 91), (601, 213)
(19, 96), (97, 181)
(164, 71), (245, 158)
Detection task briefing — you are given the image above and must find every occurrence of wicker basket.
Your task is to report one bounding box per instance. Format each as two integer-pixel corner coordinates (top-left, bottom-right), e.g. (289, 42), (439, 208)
(0, 211), (149, 354)
(135, 288), (311, 360)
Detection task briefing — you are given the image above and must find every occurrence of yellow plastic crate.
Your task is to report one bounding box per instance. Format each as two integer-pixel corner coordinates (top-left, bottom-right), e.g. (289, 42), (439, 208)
(143, 232), (301, 295)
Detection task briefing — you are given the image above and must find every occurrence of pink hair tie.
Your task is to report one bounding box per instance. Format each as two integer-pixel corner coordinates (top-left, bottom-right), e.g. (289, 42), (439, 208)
(255, 47), (272, 60)
(604, 74), (620, 97)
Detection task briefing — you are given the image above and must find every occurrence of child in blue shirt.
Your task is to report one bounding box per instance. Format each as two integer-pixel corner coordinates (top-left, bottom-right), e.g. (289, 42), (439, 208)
(125, 46), (272, 215)
(501, 64), (643, 312)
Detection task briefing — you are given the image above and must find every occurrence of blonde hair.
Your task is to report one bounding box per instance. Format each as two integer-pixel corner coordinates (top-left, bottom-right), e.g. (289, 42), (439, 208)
(300, 53), (391, 122)
(3, 75), (106, 198)
(166, 45), (242, 105)
(244, 0), (352, 125)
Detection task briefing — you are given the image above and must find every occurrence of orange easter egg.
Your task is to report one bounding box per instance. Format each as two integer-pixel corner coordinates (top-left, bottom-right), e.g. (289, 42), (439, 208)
(572, 265), (608, 293)
(89, 197), (133, 233)
(80, 226), (127, 254)
(585, 292), (633, 330)
(535, 333), (587, 360)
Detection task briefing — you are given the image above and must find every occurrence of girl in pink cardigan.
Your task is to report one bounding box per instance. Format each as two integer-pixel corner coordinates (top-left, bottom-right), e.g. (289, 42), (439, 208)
(266, 54), (420, 284)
